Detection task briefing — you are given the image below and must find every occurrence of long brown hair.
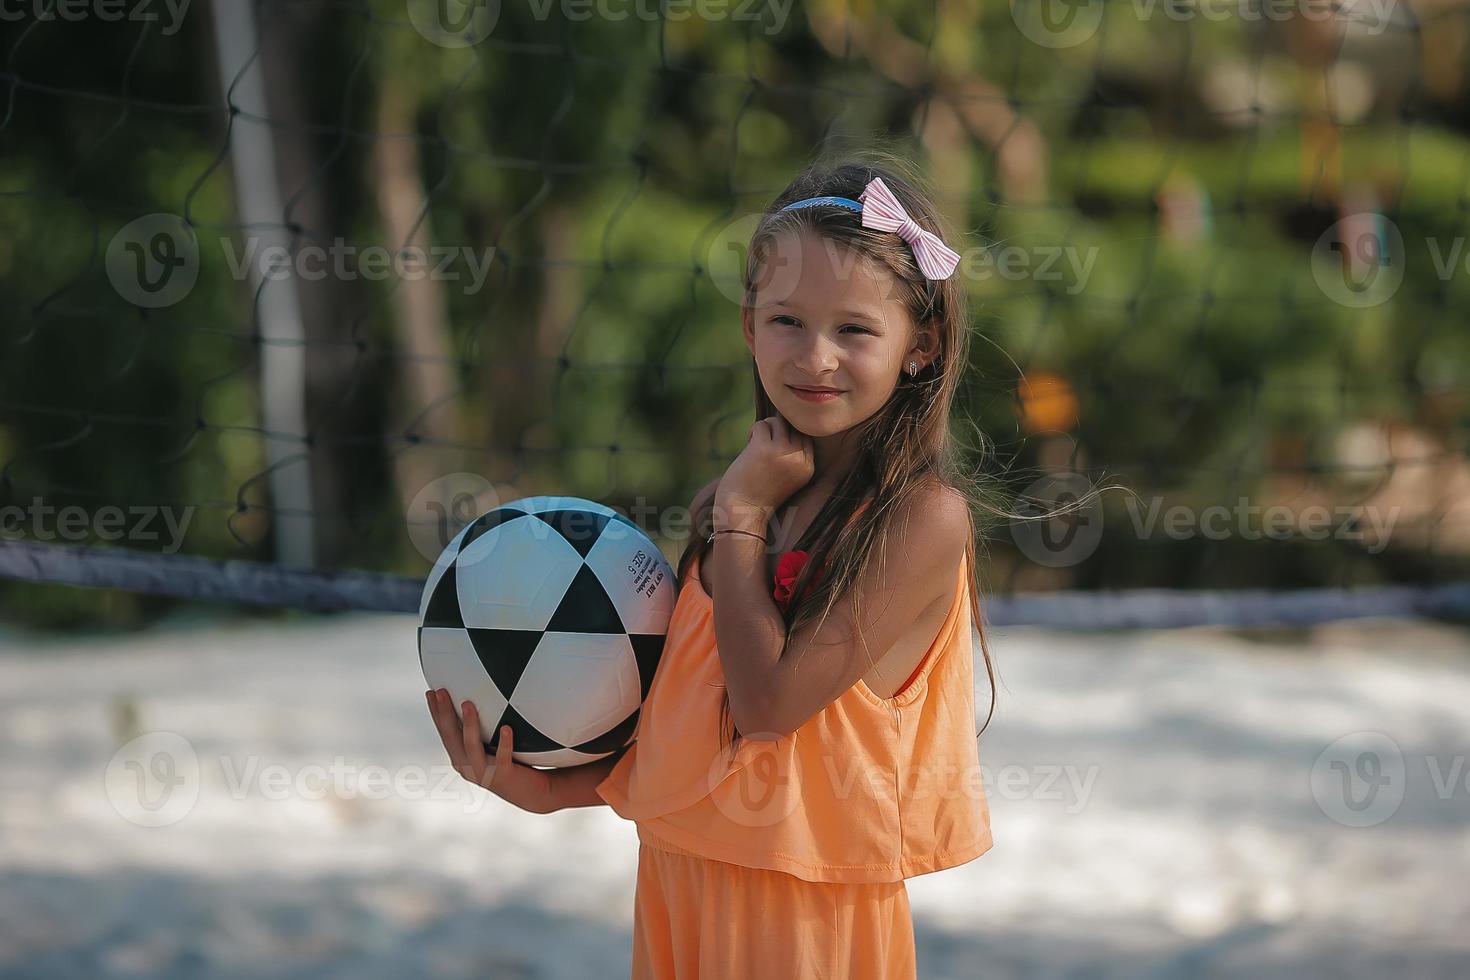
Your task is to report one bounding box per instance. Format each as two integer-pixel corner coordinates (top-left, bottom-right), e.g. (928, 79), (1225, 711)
(680, 152), (1015, 757)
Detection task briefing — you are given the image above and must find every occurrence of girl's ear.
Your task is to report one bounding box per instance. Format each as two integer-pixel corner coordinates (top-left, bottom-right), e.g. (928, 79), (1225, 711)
(741, 307), (756, 353)
(910, 316), (941, 366)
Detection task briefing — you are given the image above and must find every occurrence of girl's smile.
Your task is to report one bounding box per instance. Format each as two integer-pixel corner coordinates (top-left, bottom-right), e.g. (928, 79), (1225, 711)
(787, 385), (844, 402)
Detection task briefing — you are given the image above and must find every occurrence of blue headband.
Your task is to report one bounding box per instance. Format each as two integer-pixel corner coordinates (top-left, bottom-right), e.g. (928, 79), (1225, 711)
(774, 177), (963, 279)
(780, 196), (863, 213)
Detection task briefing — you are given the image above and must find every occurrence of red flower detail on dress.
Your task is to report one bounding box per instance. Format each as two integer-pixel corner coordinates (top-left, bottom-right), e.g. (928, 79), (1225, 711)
(773, 550), (822, 611)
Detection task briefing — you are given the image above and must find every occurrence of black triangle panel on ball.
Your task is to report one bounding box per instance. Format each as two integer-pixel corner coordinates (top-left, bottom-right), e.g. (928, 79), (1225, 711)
(530, 509), (618, 559)
(545, 564), (626, 634)
(487, 703), (567, 755)
(420, 561), (463, 629)
(465, 627), (542, 698)
(458, 507), (524, 553)
(627, 633), (665, 701)
(571, 706), (639, 755)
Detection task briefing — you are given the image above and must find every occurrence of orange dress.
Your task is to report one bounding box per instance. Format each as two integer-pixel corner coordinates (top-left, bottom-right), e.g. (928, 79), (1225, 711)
(597, 536), (992, 979)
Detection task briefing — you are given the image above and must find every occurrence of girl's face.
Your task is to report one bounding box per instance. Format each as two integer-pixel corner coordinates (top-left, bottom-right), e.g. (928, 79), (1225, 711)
(743, 230), (935, 439)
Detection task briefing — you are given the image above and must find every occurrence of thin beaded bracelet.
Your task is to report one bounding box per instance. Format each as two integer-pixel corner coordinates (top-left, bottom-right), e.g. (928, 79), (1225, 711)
(706, 527), (767, 545)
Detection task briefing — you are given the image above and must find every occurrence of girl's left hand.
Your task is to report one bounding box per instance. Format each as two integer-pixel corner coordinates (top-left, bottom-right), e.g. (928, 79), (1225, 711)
(426, 688), (556, 814)
(717, 414), (815, 515)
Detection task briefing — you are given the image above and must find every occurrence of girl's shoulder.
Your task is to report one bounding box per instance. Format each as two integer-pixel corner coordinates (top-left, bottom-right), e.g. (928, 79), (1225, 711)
(869, 475), (966, 519)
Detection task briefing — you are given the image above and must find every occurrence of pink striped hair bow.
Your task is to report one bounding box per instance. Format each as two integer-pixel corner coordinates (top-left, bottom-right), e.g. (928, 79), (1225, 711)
(857, 177), (961, 280)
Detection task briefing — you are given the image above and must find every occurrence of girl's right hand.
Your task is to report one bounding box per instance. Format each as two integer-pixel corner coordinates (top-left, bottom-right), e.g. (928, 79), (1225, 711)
(426, 688), (557, 814)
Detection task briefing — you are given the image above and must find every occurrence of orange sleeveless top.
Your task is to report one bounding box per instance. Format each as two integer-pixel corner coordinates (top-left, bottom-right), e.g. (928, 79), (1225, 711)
(596, 520), (994, 884)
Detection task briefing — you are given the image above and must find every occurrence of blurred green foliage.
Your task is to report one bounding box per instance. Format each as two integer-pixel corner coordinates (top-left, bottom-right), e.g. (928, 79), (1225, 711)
(2, 0), (1468, 629)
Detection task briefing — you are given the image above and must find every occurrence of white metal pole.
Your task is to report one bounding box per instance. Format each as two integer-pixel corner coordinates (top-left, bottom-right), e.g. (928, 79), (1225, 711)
(209, 0), (315, 568)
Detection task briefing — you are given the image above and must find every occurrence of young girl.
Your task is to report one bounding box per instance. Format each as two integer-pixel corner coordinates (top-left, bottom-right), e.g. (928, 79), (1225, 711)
(427, 157), (998, 979)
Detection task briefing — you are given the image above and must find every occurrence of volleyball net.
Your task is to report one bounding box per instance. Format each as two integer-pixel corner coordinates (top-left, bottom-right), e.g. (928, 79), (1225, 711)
(2, 0), (1468, 628)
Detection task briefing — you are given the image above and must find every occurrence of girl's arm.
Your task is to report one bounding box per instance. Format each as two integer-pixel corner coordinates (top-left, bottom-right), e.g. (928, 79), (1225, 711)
(706, 497), (789, 734)
(543, 744), (632, 812)
(712, 478), (968, 738)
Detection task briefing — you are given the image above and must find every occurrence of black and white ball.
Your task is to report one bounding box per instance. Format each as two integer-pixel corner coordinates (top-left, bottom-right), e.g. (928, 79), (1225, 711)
(418, 495), (676, 769)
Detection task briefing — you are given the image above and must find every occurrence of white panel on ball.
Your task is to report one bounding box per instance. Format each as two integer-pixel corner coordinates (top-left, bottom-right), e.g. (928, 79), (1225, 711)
(519, 746), (612, 769)
(454, 516), (584, 632)
(419, 627), (510, 726)
(516, 495), (621, 518)
(512, 632), (642, 747)
(583, 526), (677, 635)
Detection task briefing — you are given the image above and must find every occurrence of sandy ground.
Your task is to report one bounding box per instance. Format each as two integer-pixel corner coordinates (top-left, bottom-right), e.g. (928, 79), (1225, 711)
(1, 610), (1468, 979)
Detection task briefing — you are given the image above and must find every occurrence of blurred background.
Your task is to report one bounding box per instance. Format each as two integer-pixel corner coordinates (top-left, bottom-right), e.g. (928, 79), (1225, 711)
(2, 0), (1469, 976)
